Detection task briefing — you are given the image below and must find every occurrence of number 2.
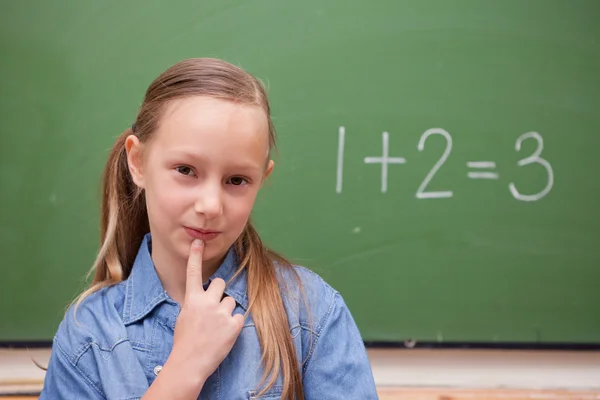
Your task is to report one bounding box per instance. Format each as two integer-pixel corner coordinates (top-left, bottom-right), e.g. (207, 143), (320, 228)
(509, 131), (554, 201)
(416, 128), (453, 199)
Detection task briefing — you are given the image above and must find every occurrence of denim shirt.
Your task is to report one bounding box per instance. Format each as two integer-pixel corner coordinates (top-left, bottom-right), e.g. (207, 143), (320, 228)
(40, 234), (378, 399)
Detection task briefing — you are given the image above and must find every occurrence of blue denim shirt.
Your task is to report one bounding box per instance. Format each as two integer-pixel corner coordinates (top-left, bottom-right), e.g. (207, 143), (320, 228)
(40, 234), (378, 399)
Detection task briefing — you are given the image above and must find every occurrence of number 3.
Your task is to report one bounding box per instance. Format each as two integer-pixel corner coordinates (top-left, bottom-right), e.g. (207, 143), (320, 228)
(509, 132), (554, 201)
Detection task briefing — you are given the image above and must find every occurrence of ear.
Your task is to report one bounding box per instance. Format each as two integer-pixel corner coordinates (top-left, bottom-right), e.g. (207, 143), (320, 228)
(125, 135), (146, 189)
(264, 159), (275, 181)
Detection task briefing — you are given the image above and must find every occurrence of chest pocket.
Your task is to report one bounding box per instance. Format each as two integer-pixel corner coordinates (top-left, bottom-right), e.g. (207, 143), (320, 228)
(247, 385), (283, 399)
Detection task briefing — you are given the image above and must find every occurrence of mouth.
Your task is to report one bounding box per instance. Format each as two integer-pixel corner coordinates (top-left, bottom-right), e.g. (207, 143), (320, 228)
(184, 227), (221, 242)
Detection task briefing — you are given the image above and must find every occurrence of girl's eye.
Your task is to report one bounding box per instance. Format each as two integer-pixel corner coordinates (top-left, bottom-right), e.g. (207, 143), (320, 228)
(227, 176), (248, 186)
(175, 166), (195, 176)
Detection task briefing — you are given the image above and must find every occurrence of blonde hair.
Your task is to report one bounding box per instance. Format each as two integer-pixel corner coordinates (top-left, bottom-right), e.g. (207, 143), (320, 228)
(75, 58), (304, 399)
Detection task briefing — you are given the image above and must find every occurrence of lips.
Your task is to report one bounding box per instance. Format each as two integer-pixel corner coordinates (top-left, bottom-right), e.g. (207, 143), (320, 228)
(184, 227), (221, 242)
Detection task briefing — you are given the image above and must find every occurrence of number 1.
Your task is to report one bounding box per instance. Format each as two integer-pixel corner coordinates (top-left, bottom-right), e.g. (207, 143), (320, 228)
(336, 126), (345, 194)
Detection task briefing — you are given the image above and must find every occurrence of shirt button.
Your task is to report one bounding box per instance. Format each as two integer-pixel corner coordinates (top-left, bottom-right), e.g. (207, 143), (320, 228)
(153, 365), (163, 376)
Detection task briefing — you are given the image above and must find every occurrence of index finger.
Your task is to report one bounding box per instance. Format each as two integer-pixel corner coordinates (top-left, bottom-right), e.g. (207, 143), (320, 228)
(186, 239), (205, 295)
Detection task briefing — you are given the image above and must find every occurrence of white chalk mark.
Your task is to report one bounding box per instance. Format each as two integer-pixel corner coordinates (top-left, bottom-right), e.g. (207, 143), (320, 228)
(416, 128), (453, 199)
(363, 132), (406, 193)
(336, 126), (345, 194)
(467, 160), (498, 180)
(467, 161), (496, 169)
(352, 227), (361, 234)
(468, 172), (499, 179)
(509, 131), (554, 202)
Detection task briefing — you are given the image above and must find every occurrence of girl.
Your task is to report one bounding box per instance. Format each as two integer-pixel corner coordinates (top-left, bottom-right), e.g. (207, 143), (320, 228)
(40, 58), (378, 399)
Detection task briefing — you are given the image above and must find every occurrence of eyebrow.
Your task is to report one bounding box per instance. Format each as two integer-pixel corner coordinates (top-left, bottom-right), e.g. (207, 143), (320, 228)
(165, 149), (264, 172)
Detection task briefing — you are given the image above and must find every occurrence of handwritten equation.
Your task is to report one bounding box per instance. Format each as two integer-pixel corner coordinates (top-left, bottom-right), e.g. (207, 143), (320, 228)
(335, 127), (554, 202)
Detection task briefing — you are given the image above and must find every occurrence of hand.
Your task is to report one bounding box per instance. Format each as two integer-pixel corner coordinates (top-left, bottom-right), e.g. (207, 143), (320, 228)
(170, 239), (245, 383)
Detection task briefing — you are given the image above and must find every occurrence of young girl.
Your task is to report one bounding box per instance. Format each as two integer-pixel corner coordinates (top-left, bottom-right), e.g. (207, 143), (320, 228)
(39, 58), (378, 399)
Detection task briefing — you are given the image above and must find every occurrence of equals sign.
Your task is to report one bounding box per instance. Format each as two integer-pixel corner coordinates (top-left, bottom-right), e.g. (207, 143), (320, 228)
(467, 161), (499, 179)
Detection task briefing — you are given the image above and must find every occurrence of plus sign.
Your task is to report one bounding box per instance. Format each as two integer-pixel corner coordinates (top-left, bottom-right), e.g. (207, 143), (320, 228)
(364, 132), (406, 193)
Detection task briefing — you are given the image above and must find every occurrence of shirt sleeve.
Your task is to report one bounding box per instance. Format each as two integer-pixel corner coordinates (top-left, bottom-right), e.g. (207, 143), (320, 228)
(39, 338), (105, 400)
(302, 292), (379, 399)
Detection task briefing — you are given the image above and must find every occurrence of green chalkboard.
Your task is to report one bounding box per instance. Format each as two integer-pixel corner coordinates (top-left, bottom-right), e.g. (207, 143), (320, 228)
(1, 1), (599, 344)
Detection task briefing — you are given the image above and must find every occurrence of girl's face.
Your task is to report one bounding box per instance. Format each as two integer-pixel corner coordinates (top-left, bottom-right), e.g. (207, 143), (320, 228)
(127, 96), (273, 269)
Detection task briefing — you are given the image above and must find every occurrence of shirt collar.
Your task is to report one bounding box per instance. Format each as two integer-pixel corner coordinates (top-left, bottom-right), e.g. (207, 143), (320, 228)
(123, 233), (249, 325)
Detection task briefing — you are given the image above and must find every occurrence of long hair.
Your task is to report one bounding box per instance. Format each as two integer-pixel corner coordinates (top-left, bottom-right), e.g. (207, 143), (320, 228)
(75, 58), (304, 399)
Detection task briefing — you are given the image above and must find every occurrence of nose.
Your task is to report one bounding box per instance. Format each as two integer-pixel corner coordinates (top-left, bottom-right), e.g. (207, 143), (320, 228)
(194, 180), (223, 219)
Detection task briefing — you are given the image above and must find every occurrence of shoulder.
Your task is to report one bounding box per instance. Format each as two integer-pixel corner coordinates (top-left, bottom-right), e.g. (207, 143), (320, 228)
(53, 282), (128, 362)
(275, 263), (342, 334)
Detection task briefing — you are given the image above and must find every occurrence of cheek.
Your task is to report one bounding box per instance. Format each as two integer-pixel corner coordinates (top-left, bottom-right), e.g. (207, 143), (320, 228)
(226, 192), (257, 225)
(145, 175), (190, 220)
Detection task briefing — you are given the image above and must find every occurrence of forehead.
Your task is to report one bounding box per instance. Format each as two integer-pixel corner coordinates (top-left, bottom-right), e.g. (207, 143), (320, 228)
(150, 96), (270, 161)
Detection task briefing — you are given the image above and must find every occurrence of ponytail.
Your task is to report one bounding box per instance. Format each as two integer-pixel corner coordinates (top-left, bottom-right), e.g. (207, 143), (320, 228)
(235, 221), (305, 400)
(73, 128), (149, 311)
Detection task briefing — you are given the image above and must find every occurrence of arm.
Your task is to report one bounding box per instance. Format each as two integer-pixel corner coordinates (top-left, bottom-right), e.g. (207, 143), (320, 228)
(143, 239), (242, 399)
(302, 293), (379, 399)
(39, 339), (105, 400)
(40, 338), (207, 400)
(140, 353), (207, 400)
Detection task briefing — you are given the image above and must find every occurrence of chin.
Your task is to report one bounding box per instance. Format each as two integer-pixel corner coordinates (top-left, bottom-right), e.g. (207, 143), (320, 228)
(206, 240), (227, 258)
(211, 238), (238, 261)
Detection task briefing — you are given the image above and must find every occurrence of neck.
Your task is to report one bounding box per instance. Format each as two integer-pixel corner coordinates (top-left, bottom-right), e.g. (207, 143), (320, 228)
(150, 239), (226, 304)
